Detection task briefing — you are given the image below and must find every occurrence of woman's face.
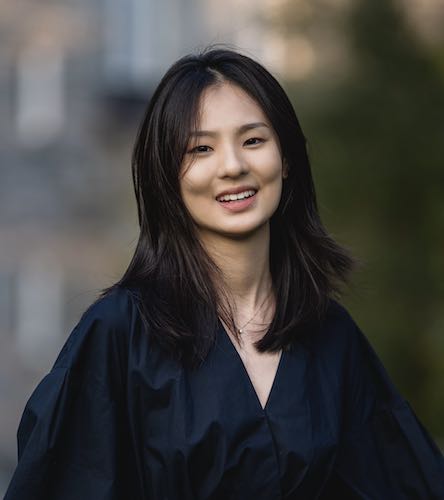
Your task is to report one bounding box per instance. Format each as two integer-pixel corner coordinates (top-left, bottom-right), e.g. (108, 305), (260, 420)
(180, 82), (285, 242)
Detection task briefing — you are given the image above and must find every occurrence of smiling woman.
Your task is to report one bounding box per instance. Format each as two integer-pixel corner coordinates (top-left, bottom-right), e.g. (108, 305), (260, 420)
(5, 47), (444, 500)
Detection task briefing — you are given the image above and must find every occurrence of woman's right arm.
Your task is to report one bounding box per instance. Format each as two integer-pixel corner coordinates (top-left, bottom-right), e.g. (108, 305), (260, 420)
(4, 288), (143, 500)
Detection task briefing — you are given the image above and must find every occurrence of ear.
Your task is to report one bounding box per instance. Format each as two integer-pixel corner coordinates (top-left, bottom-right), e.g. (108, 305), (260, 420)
(282, 158), (289, 179)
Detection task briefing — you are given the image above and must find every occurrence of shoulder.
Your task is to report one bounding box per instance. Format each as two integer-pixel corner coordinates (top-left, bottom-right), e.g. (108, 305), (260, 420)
(300, 298), (360, 357)
(306, 298), (402, 409)
(299, 298), (387, 388)
(82, 285), (139, 324)
(53, 286), (141, 372)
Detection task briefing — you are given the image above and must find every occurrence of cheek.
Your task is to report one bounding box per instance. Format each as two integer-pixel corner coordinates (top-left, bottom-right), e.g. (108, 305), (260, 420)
(260, 154), (284, 210)
(260, 150), (284, 185)
(268, 179), (283, 213)
(179, 170), (214, 217)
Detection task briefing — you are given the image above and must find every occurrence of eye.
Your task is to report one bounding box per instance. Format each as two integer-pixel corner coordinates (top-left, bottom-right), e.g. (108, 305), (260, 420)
(244, 137), (265, 146)
(188, 145), (213, 154)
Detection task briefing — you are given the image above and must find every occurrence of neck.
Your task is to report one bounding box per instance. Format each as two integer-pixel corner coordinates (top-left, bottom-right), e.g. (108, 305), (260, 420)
(199, 224), (273, 310)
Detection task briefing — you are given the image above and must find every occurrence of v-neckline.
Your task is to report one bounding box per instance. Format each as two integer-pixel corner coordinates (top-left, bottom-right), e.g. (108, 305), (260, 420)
(218, 321), (285, 413)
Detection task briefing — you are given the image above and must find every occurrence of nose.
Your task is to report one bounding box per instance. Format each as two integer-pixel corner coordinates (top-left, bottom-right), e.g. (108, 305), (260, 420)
(217, 143), (248, 178)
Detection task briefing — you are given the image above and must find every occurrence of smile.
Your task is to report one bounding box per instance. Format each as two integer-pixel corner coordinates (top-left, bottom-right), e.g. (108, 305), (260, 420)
(216, 189), (258, 213)
(216, 189), (257, 202)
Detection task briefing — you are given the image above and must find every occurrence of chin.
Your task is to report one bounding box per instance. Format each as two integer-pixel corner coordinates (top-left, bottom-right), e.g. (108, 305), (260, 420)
(218, 220), (271, 240)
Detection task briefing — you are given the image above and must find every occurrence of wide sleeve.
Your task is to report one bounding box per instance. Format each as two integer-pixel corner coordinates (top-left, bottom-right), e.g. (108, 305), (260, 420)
(4, 288), (142, 500)
(324, 320), (444, 499)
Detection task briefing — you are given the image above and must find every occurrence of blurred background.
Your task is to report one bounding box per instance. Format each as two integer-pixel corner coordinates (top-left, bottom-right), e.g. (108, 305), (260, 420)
(1, 0), (443, 492)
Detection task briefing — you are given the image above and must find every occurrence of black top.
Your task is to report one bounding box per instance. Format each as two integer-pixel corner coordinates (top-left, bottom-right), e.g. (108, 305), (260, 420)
(5, 287), (444, 499)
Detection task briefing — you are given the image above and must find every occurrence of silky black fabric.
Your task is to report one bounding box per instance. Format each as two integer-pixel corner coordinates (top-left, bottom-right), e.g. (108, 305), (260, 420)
(5, 287), (444, 499)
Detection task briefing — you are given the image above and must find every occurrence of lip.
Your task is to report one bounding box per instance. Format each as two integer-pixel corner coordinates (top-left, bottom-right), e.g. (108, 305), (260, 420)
(216, 191), (258, 213)
(215, 185), (258, 200)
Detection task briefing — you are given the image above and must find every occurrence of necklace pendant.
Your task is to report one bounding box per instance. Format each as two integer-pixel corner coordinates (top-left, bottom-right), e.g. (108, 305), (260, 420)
(238, 328), (243, 335)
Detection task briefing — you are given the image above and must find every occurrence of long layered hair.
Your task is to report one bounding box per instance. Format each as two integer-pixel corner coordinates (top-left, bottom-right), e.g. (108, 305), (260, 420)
(103, 47), (356, 366)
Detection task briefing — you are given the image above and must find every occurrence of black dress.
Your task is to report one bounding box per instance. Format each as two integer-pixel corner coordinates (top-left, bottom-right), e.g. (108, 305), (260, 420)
(4, 287), (444, 499)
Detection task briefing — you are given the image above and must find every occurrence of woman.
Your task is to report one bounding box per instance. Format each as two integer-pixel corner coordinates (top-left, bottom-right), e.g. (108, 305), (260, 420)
(5, 48), (444, 499)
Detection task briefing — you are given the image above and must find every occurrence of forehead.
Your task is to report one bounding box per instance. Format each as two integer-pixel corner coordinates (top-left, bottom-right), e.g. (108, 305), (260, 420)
(195, 82), (270, 129)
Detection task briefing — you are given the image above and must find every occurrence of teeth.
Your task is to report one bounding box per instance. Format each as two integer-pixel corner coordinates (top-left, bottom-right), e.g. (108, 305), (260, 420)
(218, 190), (256, 202)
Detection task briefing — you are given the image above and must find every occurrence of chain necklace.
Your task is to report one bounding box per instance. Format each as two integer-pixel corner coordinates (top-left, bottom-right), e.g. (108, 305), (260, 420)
(235, 293), (271, 335)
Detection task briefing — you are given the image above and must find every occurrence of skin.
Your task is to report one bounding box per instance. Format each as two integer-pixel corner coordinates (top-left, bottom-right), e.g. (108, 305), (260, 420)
(179, 82), (287, 409)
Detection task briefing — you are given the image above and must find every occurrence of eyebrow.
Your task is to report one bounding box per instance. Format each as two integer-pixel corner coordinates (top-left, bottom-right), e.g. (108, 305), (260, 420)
(189, 122), (270, 138)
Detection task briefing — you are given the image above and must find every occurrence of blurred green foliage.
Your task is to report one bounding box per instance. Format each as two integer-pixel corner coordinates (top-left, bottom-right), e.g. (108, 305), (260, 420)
(283, 0), (444, 441)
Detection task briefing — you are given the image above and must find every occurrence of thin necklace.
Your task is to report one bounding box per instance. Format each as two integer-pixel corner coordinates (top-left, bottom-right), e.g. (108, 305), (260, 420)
(235, 293), (271, 335)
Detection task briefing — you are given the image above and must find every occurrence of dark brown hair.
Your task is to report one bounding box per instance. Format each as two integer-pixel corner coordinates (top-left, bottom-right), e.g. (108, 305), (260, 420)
(103, 47), (356, 366)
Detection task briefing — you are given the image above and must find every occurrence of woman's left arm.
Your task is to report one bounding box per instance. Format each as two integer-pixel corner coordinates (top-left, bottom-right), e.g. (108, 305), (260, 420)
(323, 321), (444, 499)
